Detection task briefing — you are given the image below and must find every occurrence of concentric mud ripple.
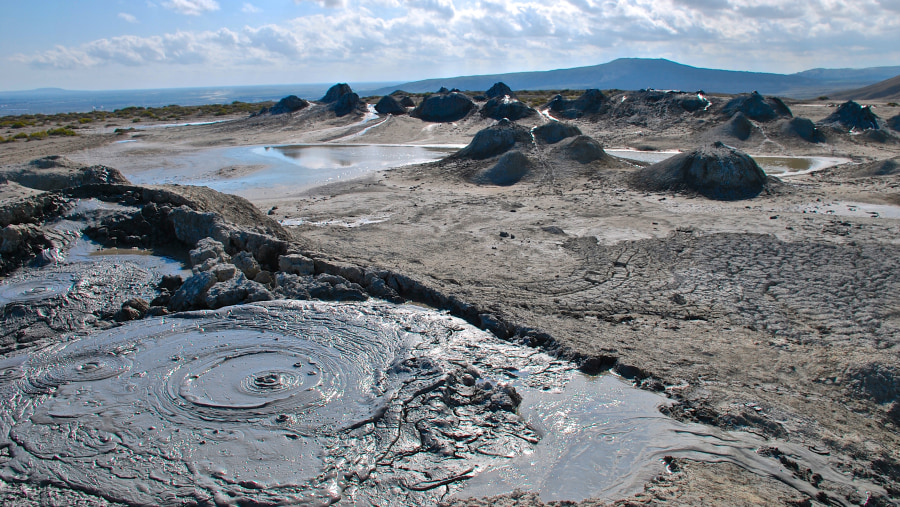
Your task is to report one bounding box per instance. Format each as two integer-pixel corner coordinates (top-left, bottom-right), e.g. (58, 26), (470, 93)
(0, 271), (75, 306)
(2, 300), (880, 505)
(0, 300), (529, 505)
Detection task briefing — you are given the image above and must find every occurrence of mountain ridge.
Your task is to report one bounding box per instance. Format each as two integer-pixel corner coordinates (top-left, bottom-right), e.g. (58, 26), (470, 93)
(363, 58), (900, 99)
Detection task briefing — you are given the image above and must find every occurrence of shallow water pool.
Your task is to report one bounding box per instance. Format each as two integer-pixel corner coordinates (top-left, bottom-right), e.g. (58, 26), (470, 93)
(122, 143), (458, 200)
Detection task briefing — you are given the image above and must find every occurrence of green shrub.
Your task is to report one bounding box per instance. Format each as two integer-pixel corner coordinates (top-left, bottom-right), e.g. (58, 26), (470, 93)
(888, 102), (899, 107)
(11, 122), (26, 129)
(28, 131), (49, 140)
(13, 132), (28, 139)
(79, 117), (93, 124)
(818, 96), (829, 100)
(48, 127), (76, 136)
(132, 118), (141, 123)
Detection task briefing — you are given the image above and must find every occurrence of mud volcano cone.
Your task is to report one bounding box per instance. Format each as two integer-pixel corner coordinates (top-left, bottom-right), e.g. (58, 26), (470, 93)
(820, 101), (880, 131)
(631, 142), (768, 200)
(473, 150), (533, 186)
(453, 119), (533, 160)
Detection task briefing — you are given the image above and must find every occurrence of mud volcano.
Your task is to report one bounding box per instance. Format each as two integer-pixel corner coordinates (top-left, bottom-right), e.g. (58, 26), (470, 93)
(630, 142), (769, 200)
(819, 100), (880, 131)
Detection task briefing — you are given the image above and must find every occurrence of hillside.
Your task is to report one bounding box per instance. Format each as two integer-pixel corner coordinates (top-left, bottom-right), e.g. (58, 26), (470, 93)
(365, 58), (900, 99)
(832, 74), (900, 101)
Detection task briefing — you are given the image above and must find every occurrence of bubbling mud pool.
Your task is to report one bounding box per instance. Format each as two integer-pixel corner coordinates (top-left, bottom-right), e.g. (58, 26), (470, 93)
(0, 300), (883, 505)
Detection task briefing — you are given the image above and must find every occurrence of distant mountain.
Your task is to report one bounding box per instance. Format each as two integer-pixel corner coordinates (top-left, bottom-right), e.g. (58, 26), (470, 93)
(0, 82), (401, 116)
(363, 58), (900, 99)
(831, 74), (900, 101)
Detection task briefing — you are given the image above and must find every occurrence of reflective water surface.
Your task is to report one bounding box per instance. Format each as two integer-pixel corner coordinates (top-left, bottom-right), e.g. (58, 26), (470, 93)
(123, 144), (457, 200)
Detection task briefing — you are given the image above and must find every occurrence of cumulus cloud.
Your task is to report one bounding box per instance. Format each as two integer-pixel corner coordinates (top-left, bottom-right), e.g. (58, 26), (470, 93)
(409, 0), (456, 19)
(242, 3), (261, 13)
(118, 12), (138, 23)
(163, 0), (220, 15)
(11, 0), (900, 78)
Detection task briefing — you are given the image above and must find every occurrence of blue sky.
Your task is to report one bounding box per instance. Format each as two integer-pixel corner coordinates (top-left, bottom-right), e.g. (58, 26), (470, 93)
(1, 0), (898, 91)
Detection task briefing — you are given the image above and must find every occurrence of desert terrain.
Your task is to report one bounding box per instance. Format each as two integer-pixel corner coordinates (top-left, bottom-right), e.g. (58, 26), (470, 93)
(1, 85), (899, 506)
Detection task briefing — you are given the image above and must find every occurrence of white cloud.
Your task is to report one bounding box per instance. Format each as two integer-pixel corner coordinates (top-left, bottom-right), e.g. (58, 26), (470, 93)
(118, 12), (138, 23)
(11, 0), (900, 80)
(242, 3), (261, 13)
(163, 0), (220, 15)
(294, 0), (347, 7)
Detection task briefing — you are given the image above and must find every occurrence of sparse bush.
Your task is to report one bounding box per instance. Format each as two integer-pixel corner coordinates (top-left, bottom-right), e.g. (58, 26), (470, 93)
(47, 127), (76, 136)
(818, 96), (830, 100)
(888, 102), (899, 107)
(10, 122), (26, 129)
(28, 131), (48, 140)
(132, 118), (141, 123)
(79, 117), (93, 124)
(13, 132), (28, 140)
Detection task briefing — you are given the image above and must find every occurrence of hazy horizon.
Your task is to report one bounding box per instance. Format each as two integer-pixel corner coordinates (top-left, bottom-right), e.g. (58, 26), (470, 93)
(2, 0), (898, 92)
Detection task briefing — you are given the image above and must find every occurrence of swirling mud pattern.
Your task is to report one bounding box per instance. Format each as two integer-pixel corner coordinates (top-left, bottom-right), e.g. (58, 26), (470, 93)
(0, 301), (881, 505)
(0, 301), (540, 505)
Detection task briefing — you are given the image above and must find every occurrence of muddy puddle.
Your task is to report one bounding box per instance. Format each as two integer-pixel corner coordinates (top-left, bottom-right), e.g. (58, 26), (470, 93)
(0, 298), (883, 505)
(91, 143), (457, 201)
(607, 150), (850, 176)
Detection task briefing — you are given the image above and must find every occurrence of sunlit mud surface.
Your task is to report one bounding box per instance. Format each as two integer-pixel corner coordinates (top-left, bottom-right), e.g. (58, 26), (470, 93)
(0, 301), (884, 505)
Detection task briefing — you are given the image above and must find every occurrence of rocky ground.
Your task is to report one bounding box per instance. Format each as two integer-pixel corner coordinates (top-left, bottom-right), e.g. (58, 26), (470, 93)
(1, 86), (900, 505)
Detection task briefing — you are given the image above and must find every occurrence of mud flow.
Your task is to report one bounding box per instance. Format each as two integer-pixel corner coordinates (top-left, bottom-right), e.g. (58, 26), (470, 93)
(0, 298), (882, 505)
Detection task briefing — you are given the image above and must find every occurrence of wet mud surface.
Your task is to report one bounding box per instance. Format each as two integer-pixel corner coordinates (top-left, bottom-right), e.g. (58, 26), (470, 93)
(0, 300), (884, 505)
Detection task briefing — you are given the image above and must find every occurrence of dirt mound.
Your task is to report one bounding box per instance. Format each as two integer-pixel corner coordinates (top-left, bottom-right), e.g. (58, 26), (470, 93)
(629, 141), (768, 200)
(411, 91), (476, 123)
(321, 83), (354, 103)
(1, 156), (130, 191)
(472, 150), (533, 186)
(713, 112), (758, 141)
(776, 117), (825, 143)
(375, 95), (407, 115)
(453, 120), (533, 160)
(887, 114), (900, 132)
(27, 155), (82, 169)
(485, 82), (516, 99)
(480, 96), (537, 121)
(268, 95), (309, 115)
(546, 89), (606, 119)
(609, 90), (710, 119)
(721, 92), (792, 121)
(532, 122), (582, 144)
(386, 90), (416, 107)
(819, 101), (879, 130)
(563, 135), (609, 164)
(833, 156), (900, 177)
